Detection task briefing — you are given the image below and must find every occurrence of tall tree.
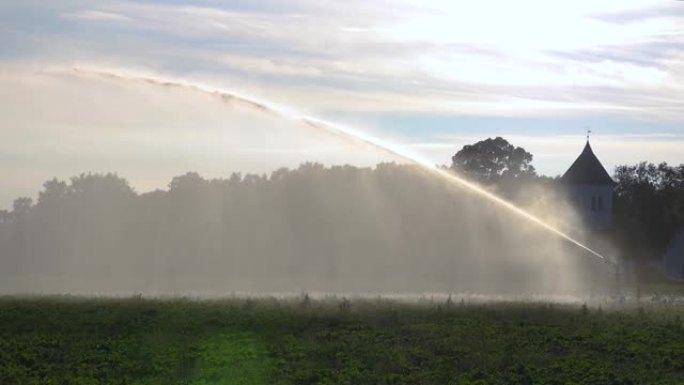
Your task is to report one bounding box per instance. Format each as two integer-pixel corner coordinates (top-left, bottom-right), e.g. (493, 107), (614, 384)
(12, 197), (33, 217)
(613, 162), (684, 261)
(451, 137), (536, 183)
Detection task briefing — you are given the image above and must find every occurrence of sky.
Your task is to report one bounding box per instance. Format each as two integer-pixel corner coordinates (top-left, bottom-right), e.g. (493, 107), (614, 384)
(1, 0), (683, 208)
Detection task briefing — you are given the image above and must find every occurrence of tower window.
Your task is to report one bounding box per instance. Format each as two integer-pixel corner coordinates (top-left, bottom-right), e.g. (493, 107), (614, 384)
(597, 196), (603, 211)
(591, 196), (596, 211)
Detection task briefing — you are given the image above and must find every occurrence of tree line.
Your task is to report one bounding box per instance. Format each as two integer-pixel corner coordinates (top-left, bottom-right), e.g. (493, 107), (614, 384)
(449, 137), (684, 262)
(0, 137), (680, 293)
(0, 158), (608, 295)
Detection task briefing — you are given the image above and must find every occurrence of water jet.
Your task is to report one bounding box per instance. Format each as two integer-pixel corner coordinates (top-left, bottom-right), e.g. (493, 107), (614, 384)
(66, 66), (612, 266)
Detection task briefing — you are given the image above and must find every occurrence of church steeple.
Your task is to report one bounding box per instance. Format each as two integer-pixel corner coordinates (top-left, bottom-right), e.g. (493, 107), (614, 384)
(562, 139), (615, 230)
(561, 140), (615, 186)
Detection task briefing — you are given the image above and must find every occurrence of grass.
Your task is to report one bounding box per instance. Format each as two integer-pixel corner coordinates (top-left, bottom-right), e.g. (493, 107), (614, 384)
(1, 296), (684, 384)
(641, 283), (684, 297)
(191, 332), (269, 385)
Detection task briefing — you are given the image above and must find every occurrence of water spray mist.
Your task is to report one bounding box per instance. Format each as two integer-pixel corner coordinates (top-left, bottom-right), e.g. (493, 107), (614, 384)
(64, 66), (613, 266)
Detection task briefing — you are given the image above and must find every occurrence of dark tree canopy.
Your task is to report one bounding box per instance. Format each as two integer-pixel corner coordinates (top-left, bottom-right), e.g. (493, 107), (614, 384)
(11, 197), (33, 219)
(1, 143), (682, 291)
(613, 162), (684, 261)
(0, 163), (603, 295)
(451, 137), (536, 183)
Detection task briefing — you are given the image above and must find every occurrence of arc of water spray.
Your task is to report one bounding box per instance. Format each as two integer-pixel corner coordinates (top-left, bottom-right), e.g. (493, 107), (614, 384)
(65, 66), (612, 266)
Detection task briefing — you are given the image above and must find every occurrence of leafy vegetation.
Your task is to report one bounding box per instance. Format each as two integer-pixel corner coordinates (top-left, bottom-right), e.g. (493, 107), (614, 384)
(2, 297), (684, 384)
(450, 136), (537, 183)
(613, 162), (684, 261)
(1, 162), (602, 296)
(450, 138), (684, 263)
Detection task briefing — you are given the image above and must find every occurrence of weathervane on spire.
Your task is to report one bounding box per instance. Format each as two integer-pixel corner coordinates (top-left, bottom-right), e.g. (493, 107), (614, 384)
(586, 127), (592, 142)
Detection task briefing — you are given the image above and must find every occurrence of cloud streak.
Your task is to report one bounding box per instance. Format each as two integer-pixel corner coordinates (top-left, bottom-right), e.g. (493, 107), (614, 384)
(0, 0), (682, 206)
(0, 0), (679, 120)
(63, 10), (132, 22)
(115, 2), (684, 116)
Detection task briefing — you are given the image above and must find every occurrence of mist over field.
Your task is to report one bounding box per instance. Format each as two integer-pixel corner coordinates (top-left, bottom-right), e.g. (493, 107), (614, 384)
(0, 161), (615, 297)
(0, 68), (395, 209)
(0, 68), (621, 298)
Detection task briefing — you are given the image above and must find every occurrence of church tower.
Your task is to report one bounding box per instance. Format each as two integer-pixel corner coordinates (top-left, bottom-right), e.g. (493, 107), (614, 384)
(561, 140), (616, 230)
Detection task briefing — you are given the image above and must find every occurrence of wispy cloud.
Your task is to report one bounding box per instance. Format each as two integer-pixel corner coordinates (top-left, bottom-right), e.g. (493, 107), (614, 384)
(47, 1), (683, 119)
(63, 10), (132, 22)
(3, 0), (683, 118)
(1, 0), (683, 207)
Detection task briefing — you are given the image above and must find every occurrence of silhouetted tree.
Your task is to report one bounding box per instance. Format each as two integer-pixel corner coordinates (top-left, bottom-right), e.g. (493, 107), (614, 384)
(12, 197), (33, 217)
(613, 162), (684, 261)
(451, 137), (536, 184)
(168, 172), (206, 192)
(0, 163), (587, 295)
(0, 210), (10, 224)
(38, 179), (68, 206)
(69, 173), (134, 198)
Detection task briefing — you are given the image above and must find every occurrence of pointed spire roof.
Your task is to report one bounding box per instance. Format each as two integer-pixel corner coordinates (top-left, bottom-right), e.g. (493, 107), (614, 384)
(561, 141), (615, 185)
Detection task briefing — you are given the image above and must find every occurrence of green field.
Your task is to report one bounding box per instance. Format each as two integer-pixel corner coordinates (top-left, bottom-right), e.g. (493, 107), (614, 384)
(2, 297), (684, 384)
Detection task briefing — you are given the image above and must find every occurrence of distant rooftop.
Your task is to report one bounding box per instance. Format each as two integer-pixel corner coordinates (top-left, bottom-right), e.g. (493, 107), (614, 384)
(561, 141), (615, 185)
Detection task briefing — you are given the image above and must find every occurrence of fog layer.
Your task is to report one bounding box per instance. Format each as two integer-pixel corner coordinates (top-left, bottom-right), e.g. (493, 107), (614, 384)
(0, 164), (612, 296)
(0, 67), (613, 297)
(0, 66), (395, 209)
